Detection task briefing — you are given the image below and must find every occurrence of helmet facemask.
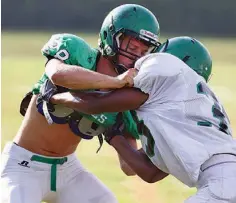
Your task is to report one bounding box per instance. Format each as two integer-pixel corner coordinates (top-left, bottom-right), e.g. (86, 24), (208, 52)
(109, 29), (161, 74)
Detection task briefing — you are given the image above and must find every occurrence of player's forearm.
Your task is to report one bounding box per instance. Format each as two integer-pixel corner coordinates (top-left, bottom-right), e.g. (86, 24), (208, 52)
(46, 59), (124, 90)
(51, 88), (147, 115)
(150, 169), (169, 182)
(50, 92), (97, 114)
(50, 92), (132, 116)
(118, 154), (136, 176)
(110, 136), (163, 183)
(118, 133), (138, 176)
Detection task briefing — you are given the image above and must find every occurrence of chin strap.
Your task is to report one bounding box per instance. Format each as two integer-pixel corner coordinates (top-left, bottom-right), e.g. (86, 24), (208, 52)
(109, 56), (129, 75)
(114, 64), (128, 74)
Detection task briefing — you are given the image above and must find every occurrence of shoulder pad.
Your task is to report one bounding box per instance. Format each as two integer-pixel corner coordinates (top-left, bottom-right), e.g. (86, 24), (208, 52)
(41, 33), (98, 69)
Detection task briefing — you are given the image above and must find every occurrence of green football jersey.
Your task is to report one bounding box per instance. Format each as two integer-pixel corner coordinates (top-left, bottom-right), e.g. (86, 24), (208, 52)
(32, 33), (98, 94)
(33, 33), (139, 139)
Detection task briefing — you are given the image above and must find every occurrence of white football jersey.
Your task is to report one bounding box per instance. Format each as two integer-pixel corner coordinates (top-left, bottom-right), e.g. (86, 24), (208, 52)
(133, 53), (236, 187)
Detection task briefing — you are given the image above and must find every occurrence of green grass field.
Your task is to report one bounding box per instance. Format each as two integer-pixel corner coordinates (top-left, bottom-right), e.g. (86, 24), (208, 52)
(1, 31), (236, 203)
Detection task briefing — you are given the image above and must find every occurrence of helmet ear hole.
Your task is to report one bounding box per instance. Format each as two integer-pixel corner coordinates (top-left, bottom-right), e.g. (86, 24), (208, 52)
(103, 31), (108, 40)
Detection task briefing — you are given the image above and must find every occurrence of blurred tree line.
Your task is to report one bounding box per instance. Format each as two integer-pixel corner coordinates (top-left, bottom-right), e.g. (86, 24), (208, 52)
(2, 0), (236, 36)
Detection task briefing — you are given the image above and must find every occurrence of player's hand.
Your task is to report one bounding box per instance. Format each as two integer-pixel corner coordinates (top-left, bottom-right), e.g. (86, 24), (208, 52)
(37, 79), (69, 104)
(116, 68), (138, 88)
(36, 79), (58, 120)
(104, 112), (126, 144)
(37, 79), (58, 104)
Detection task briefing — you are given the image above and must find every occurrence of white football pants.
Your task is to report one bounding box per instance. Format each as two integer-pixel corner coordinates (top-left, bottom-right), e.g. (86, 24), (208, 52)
(1, 142), (117, 203)
(185, 154), (236, 203)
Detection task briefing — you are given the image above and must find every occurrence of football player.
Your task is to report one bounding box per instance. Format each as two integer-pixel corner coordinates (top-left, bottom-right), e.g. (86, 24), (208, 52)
(50, 37), (236, 203)
(1, 4), (161, 203)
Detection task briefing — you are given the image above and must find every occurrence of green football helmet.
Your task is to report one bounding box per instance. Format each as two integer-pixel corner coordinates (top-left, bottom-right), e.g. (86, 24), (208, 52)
(158, 36), (212, 82)
(99, 4), (161, 73)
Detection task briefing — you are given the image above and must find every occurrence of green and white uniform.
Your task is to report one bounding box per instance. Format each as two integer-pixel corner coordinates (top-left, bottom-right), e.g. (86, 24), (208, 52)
(133, 53), (236, 202)
(1, 34), (138, 203)
(36, 33), (139, 140)
(1, 4), (162, 202)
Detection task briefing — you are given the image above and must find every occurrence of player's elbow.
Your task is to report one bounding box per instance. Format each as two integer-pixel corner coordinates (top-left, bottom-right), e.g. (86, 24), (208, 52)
(120, 165), (136, 176)
(122, 169), (136, 176)
(50, 72), (62, 85)
(45, 59), (66, 86)
(143, 170), (169, 183)
(50, 69), (68, 86)
(141, 174), (158, 183)
(139, 168), (168, 184)
(50, 72), (62, 86)
(134, 168), (156, 183)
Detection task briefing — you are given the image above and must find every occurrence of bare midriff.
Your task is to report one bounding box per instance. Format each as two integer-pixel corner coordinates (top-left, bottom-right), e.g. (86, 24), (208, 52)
(13, 95), (81, 157)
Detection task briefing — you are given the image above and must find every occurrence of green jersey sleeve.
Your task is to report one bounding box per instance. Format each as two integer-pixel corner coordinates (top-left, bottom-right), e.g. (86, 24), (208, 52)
(41, 33), (98, 69)
(32, 34), (99, 95)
